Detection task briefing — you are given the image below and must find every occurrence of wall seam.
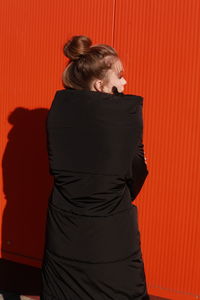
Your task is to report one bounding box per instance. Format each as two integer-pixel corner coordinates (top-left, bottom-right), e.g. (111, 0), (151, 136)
(112, 0), (116, 47)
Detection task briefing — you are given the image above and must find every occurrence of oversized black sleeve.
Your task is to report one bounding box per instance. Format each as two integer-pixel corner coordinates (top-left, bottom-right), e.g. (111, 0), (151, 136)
(126, 138), (148, 201)
(124, 96), (149, 201)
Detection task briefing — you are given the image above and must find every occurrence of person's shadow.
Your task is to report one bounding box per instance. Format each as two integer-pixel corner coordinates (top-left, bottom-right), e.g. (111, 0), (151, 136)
(0, 107), (53, 298)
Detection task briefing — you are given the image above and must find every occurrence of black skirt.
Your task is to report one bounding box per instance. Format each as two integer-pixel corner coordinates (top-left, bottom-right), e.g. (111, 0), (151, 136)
(40, 195), (150, 300)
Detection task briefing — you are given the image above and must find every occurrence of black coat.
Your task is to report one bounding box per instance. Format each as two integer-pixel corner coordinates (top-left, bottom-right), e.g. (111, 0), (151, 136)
(41, 88), (150, 300)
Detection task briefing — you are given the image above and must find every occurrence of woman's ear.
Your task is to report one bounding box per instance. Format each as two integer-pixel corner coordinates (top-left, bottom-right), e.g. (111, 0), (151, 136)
(92, 80), (104, 92)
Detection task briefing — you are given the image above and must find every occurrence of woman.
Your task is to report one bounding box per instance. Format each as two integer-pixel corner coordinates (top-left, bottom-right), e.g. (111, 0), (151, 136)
(41, 35), (150, 300)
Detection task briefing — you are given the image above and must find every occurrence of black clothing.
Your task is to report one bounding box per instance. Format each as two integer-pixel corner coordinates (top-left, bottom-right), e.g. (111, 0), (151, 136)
(41, 88), (149, 299)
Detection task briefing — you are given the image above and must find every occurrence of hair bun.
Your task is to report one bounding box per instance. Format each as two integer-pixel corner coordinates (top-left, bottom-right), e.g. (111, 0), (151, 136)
(63, 35), (92, 61)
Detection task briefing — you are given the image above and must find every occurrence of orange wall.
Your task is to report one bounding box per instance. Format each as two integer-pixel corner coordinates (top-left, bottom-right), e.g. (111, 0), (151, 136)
(0, 0), (199, 299)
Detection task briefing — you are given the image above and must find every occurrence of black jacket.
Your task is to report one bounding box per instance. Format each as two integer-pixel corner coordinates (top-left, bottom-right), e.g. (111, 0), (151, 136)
(47, 87), (148, 206)
(41, 87), (150, 299)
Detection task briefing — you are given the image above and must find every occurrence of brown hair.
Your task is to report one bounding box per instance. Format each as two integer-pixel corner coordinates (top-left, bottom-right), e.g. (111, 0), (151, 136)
(62, 35), (119, 90)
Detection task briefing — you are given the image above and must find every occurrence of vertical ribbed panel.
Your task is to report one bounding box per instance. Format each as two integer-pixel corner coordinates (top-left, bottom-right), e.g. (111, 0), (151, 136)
(0, 0), (199, 299)
(0, 0), (115, 267)
(114, 0), (200, 299)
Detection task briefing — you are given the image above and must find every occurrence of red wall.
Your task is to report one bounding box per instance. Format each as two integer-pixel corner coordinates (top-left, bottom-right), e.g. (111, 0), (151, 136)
(0, 0), (199, 299)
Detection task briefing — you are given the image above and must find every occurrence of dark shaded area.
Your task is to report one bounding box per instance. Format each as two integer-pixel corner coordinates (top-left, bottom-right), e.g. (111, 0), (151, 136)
(1, 107), (53, 263)
(1, 107), (53, 298)
(0, 258), (41, 296)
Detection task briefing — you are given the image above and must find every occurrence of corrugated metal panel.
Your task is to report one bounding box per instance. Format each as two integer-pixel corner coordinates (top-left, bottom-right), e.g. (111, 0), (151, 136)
(0, 0), (115, 267)
(114, 0), (200, 298)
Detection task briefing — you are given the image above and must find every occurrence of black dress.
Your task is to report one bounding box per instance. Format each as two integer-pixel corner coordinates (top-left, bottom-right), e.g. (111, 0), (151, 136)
(40, 88), (150, 300)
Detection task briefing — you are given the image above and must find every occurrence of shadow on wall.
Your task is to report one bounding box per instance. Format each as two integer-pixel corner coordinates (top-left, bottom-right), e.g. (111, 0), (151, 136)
(1, 107), (53, 294)
(0, 258), (41, 297)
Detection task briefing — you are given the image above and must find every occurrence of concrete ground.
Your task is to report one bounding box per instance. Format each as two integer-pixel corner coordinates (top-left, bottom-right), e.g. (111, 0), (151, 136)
(0, 292), (169, 300)
(0, 294), (39, 300)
